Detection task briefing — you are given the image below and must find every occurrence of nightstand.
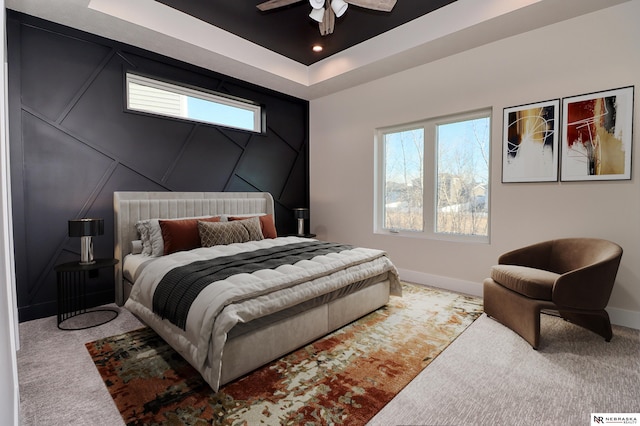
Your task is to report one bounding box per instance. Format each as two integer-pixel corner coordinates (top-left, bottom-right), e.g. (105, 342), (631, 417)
(54, 258), (119, 330)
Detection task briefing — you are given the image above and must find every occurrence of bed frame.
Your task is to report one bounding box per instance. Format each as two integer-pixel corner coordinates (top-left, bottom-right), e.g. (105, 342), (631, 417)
(113, 191), (392, 386)
(113, 191), (276, 306)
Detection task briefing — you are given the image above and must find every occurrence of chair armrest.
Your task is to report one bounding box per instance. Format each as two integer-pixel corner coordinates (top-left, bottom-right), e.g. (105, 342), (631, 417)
(499, 240), (553, 270)
(553, 254), (622, 310)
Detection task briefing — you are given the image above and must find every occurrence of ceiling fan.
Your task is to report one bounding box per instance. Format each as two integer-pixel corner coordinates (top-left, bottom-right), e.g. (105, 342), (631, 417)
(256, 0), (398, 36)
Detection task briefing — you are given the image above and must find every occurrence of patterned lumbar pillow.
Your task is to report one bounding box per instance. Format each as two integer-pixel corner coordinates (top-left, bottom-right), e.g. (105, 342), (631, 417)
(198, 220), (250, 247)
(235, 216), (265, 242)
(228, 214), (277, 239)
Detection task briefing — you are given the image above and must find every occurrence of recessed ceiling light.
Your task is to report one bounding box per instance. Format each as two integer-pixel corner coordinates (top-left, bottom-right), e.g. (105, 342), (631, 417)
(312, 45), (323, 52)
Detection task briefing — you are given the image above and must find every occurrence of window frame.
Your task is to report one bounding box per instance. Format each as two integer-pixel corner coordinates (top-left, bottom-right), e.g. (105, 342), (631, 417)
(125, 72), (264, 133)
(374, 108), (491, 243)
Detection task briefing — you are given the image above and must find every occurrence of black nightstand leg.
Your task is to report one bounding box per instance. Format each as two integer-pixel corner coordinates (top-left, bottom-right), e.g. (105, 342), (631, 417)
(56, 271), (62, 325)
(57, 270), (89, 326)
(55, 258), (119, 330)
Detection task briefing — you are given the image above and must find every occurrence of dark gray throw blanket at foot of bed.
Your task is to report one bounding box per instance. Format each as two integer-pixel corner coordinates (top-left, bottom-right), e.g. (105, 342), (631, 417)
(153, 241), (354, 329)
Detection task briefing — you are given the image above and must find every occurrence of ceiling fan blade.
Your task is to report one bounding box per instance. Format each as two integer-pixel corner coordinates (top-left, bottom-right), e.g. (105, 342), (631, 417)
(345, 0), (397, 12)
(256, 0), (303, 12)
(319, 6), (335, 35)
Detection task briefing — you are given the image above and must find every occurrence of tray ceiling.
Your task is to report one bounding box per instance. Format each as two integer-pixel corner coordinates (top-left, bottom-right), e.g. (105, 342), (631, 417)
(155, 0), (457, 65)
(6, 0), (631, 99)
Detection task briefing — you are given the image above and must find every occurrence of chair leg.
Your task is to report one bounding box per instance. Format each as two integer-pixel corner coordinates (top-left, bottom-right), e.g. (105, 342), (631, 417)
(483, 278), (552, 349)
(558, 310), (613, 342)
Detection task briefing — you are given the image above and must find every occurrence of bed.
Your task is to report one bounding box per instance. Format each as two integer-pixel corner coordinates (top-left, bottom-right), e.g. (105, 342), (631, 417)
(114, 191), (401, 391)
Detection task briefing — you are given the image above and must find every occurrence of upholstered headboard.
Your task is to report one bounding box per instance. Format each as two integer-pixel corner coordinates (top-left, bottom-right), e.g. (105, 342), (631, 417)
(113, 191), (275, 305)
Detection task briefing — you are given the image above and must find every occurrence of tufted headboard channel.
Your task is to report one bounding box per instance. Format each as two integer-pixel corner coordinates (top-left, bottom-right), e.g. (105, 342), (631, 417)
(113, 191), (275, 305)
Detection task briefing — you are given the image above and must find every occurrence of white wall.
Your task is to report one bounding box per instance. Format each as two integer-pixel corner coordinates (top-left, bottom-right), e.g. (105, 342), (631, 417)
(310, 1), (640, 328)
(1, 2), (20, 424)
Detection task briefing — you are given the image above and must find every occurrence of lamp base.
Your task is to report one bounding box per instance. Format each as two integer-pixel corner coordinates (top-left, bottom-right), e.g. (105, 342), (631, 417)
(297, 218), (305, 236)
(79, 236), (95, 265)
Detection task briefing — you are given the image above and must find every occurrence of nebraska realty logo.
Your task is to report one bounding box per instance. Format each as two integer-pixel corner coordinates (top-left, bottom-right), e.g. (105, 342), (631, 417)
(592, 414), (639, 425)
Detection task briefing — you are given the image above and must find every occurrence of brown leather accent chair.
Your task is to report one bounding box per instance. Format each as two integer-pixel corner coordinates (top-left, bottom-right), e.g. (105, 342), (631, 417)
(483, 238), (623, 349)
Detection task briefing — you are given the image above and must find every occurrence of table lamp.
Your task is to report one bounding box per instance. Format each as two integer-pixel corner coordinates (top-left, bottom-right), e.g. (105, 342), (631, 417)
(293, 208), (309, 236)
(68, 218), (104, 265)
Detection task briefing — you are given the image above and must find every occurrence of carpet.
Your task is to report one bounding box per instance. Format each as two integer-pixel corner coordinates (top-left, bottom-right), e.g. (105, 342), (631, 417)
(86, 283), (483, 425)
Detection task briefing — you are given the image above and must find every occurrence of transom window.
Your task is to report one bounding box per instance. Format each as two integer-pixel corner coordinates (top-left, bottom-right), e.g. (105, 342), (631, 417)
(375, 109), (491, 242)
(125, 73), (263, 133)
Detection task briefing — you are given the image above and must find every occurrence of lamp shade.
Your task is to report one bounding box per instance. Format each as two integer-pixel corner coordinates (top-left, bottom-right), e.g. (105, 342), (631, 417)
(68, 218), (104, 237)
(309, 0), (324, 8)
(331, 0), (348, 17)
(293, 208), (309, 219)
(309, 7), (325, 22)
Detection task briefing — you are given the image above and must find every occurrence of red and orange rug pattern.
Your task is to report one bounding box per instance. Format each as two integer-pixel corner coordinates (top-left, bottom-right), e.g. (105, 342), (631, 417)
(86, 283), (483, 425)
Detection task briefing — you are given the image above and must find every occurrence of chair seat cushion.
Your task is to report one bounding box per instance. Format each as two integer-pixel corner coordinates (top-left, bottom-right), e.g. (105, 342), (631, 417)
(490, 265), (558, 300)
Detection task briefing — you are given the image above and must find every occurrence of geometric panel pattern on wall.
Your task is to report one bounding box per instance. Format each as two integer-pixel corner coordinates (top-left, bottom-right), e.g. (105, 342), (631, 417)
(7, 12), (310, 322)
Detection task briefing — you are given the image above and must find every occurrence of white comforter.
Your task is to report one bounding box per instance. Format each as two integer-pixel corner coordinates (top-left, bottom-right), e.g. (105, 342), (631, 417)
(124, 236), (400, 391)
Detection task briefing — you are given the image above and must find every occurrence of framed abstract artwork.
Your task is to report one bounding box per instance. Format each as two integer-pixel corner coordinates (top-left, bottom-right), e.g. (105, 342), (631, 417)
(561, 86), (634, 181)
(502, 99), (559, 182)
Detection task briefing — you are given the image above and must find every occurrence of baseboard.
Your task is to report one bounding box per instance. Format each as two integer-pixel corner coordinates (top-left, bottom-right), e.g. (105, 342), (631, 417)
(397, 268), (483, 298)
(18, 289), (115, 323)
(397, 268), (640, 330)
(608, 307), (640, 330)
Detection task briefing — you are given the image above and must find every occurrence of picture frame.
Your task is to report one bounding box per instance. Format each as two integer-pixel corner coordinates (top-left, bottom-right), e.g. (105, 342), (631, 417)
(561, 86), (634, 181)
(502, 99), (560, 183)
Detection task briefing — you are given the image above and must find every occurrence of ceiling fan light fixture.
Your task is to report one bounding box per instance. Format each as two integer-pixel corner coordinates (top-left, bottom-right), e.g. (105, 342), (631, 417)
(330, 0), (348, 17)
(309, 0), (325, 9)
(309, 7), (325, 22)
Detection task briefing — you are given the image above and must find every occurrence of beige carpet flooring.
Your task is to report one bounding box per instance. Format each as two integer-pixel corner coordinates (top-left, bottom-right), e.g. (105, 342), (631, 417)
(17, 294), (640, 425)
(369, 311), (640, 425)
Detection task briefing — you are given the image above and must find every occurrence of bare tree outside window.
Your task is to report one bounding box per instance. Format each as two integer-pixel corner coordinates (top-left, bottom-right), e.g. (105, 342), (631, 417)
(383, 128), (424, 231)
(436, 117), (490, 236)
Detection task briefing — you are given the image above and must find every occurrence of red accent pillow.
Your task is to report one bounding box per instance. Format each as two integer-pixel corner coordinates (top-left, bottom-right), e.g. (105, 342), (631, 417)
(228, 214), (277, 239)
(160, 216), (221, 255)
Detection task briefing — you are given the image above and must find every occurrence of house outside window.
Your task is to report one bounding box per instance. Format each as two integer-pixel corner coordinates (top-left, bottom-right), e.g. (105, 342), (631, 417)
(125, 73), (263, 133)
(375, 109), (491, 242)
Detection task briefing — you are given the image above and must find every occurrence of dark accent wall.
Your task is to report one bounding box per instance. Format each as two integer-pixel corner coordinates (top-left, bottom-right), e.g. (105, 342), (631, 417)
(7, 12), (310, 322)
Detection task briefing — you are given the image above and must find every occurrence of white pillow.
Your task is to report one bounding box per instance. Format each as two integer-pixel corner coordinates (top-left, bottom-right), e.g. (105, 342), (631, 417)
(135, 220), (152, 256)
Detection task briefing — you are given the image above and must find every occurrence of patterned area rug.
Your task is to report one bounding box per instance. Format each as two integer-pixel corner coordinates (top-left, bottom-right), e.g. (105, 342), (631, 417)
(86, 283), (483, 425)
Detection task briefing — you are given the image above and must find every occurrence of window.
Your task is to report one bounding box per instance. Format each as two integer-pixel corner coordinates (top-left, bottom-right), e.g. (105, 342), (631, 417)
(125, 73), (263, 132)
(375, 109), (491, 242)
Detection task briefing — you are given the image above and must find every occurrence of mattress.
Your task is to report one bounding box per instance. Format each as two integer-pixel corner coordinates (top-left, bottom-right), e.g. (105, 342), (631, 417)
(123, 241), (391, 338)
(122, 253), (154, 284)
